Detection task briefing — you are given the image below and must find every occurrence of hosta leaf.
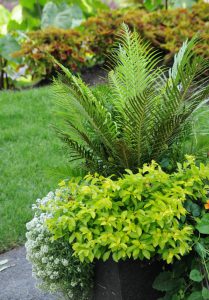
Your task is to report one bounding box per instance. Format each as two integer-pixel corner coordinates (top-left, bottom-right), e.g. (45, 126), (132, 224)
(0, 34), (20, 62)
(41, 2), (83, 29)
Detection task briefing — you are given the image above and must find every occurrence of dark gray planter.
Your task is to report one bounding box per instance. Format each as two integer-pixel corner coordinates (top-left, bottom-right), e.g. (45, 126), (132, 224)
(93, 258), (163, 300)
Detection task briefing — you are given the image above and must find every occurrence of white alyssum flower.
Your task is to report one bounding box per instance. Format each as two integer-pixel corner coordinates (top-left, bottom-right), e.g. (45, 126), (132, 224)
(62, 259), (69, 267)
(25, 189), (93, 300)
(54, 258), (60, 265)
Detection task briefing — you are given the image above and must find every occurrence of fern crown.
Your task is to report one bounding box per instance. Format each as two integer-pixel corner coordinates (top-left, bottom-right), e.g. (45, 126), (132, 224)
(53, 24), (209, 175)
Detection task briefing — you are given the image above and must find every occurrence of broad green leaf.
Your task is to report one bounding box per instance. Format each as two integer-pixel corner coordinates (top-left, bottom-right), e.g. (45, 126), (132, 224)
(68, 0), (108, 16)
(41, 2), (84, 29)
(189, 269), (203, 282)
(202, 287), (209, 300)
(0, 5), (10, 34)
(152, 271), (182, 292)
(0, 35), (20, 62)
(7, 20), (27, 32)
(196, 215), (209, 234)
(19, 0), (35, 10)
(184, 200), (201, 217)
(10, 5), (23, 24)
(194, 242), (207, 259)
(19, 0), (47, 10)
(187, 291), (203, 300)
(19, 0), (44, 30)
(144, 0), (162, 11)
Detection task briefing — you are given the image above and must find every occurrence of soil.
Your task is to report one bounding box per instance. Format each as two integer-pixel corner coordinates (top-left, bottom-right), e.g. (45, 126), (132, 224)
(37, 65), (108, 88)
(81, 66), (108, 86)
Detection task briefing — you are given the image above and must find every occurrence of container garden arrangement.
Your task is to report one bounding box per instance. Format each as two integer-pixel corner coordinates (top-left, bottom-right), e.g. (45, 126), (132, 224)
(26, 24), (209, 300)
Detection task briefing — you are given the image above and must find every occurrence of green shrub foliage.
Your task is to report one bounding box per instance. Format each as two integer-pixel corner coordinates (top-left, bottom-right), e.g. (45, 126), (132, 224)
(45, 156), (209, 264)
(153, 188), (209, 299)
(153, 249), (209, 299)
(14, 1), (209, 78)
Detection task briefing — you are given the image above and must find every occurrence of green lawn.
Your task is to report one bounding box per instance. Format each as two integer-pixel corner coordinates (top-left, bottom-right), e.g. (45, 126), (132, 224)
(0, 86), (73, 252)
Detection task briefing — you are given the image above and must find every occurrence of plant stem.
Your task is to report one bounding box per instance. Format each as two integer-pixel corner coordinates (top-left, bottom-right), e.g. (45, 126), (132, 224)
(165, 0), (168, 9)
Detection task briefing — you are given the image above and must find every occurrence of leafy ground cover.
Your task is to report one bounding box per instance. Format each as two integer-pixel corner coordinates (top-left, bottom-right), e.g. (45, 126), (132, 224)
(0, 86), (72, 252)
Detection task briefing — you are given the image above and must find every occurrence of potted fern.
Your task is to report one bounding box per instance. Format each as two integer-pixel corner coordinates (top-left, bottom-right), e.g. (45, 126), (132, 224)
(47, 24), (209, 299)
(53, 25), (209, 177)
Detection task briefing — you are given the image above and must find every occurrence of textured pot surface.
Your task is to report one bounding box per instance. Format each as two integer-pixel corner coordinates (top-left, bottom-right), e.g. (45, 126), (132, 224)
(93, 258), (163, 300)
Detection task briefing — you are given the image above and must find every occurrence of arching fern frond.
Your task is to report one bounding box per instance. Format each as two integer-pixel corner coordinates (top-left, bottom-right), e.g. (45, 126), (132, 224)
(53, 24), (209, 175)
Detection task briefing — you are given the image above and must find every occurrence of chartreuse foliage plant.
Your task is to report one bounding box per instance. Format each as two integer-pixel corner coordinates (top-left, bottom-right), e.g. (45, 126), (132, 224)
(53, 24), (209, 176)
(44, 156), (209, 265)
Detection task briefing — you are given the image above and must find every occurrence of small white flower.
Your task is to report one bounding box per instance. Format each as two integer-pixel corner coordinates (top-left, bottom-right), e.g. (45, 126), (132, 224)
(71, 281), (77, 287)
(42, 257), (48, 264)
(35, 252), (40, 259)
(62, 259), (68, 266)
(41, 245), (48, 253)
(68, 291), (73, 297)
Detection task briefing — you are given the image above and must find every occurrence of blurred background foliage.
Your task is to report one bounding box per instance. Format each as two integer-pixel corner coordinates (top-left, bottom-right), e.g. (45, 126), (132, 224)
(0, 0), (208, 89)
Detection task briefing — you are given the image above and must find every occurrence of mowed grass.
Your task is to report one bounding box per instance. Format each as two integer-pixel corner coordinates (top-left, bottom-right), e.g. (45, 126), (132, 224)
(0, 86), (72, 252)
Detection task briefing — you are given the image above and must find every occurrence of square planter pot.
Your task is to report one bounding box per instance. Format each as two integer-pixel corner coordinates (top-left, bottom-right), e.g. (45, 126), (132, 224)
(92, 258), (163, 300)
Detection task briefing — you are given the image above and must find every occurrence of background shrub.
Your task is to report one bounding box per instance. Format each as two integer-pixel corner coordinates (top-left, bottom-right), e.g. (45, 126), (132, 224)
(14, 1), (209, 80)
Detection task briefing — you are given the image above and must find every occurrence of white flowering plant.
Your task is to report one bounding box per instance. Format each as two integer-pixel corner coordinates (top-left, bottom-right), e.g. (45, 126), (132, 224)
(25, 191), (93, 300)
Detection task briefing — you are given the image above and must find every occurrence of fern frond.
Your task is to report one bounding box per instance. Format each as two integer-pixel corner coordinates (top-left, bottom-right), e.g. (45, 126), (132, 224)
(53, 67), (119, 160)
(53, 25), (209, 175)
